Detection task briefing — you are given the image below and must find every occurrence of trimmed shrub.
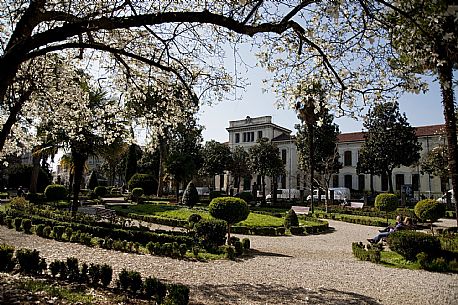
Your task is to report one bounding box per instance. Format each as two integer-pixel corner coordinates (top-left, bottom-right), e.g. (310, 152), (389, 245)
(414, 199), (445, 226)
(236, 192), (254, 203)
(387, 231), (441, 261)
(128, 173), (156, 195)
(289, 226), (305, 235)
(129, 271), (143, 294)
(375, 193), (398, 213)
(65, 227), (73, 240)
(52, 225), (65, 240)
(188, 213), (202, 228)
(49, 260), (61, 278)
(223, 245), (236, 260)
(88, 263), (101, 286)
(66, 257), (79, 282)
(284, 209), (299, 228)
(80, 263), (89, 283)
(14, 217), (23, 231)
(194, 219), (227, 250)
(352, 242), (382, 263)
(21, 218), (32, 234)
(100, 264), (113, 287)
(94, 186), (108, 198)
(241, 238), (250, 250)
(117, 269), (130, 291)
(165, 283), (190, 305)
(144, 277), (167, 303)
(0, 244), (15, 272)
(209, 197), (249, 244)
(131, 188), (144, 203)
(182, 182), (199, 208)
(233, 240), (243, 256)
(16, 248), (42, 274)
(5, 216), (13, 229)
(35, 224), (45, 237)
(179, 244), (188, 257)
(43, 226), (52, 238)
(44, 184), (68, 201)
(87, 171), (99, 190)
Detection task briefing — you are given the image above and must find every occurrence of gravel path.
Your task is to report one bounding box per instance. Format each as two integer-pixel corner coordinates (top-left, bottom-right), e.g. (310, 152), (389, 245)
(0, 220), (457, 305)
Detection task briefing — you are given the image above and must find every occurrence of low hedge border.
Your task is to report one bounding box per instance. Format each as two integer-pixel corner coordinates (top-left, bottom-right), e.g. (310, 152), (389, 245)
(352, 242), (381, 263)
(316, 212), (388, 227)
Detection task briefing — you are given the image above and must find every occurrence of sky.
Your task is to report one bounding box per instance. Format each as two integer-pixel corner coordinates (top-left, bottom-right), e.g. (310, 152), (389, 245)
(197, 65), (449, 143)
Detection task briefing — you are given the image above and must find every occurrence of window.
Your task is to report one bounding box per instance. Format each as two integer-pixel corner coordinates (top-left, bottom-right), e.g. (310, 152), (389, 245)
(395, 174), (404, 191)
(235, 133), (240, 143)
(243, 177), (251, 190)
(250, 132), (254, 142)
(243, 132), (247, 142)
(258, 130), (263, 139)
(381, 174), (388, 191)
(332, 175), (339, 187)
(344, 151), (352, 166)
(344, 175), (352, 189)
(243, 132), (254, 142)
(358, 175), (365, 191)
(281, 149), (287, 164)
(412, 174), (419, 191)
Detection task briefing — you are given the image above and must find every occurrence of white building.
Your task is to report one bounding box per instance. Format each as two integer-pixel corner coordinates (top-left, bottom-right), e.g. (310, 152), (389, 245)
(218, 115), (447, 199)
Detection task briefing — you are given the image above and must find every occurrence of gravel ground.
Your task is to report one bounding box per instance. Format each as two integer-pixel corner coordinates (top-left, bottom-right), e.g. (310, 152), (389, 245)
(0, 219), (457, 305)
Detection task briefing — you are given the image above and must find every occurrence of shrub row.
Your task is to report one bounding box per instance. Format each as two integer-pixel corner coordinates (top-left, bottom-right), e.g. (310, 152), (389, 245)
(316, 213), (388, 227)
(0, 243), (190, 304)
(352, 242), (382, 263)
(146, 241), (188, 258)
(123, 212), (189, 228)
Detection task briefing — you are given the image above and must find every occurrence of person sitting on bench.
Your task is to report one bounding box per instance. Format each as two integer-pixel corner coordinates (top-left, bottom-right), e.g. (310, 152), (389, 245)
(367, 217), (411, 244)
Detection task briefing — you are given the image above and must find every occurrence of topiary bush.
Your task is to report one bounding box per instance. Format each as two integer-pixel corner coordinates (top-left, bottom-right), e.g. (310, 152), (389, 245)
(144, 277), (167, 303)
(241, 238), (251, 250)
(188, 213), (202, 227)
(66, 257), (79, 282)
(16, 248), (43, 275)
(14, 217), (23, 231)
(34, 224), (45, 237)
(44, 184), (68, 201)
(87, 171), (99, 190)
(88, 263), (101, 286)
(128, 173), (156, 195)
(100, 264), (113, 287)
(208, 197), (249, 244)
(131, 187), (144, 203)
(414, 199), (446, 231)
(165, 283), (190, 305)
(94, 186), (108, 198)
(21, 218), (32, 234)
(387, 230), (441, 261)
(0, 244), (15, 272)
(194, 219), (227, 251)
(284, 209), (299, 228)
(182, 181), (199, 208)
(375, 193), (398, 213)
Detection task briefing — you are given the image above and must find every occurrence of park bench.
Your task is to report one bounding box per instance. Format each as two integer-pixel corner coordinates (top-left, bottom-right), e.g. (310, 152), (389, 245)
(291, 206), (310, 215)
(350, 202), (364, 209)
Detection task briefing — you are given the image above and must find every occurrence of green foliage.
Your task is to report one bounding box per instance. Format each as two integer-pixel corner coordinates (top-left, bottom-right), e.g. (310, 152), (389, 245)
(7, 164), (51, 192)
(16, 248), (43, 274)
(387, 231), (441, 261)
(165, 283), (190, 305)
(87, 171), (99, 190)
(414, 199), (445, 223)
(94, 186), (108, 197)
(88, 263), (101, 286)
(35, 224), (45, 237)
(131, 187), (144, 202)
(0, 244), (15, 272)
(117, 269), (142, 293)
(284, 209), (299, 228)
(144, 277), (167, 303)
(21, 218), (32, 234)
(128, 173), (156, 195)
(66, 257), (79, 282)
(230, 146), (251, 191)
(14, 217), (23, 231)
(52, 226), (65, 240)
(182, 181), (199, 208)
(188, 213), (202, 225)
(125, 144), (141, 184)
(49, 260), (61, 278)
(223, 245), (236, 260)
(352, 242), (382, 263)
(194, 219), (227, 249)
(44, 184), (68, 201)
(236, 191), (254, 203)
(242, 238), (251, 250)
(43, 226), (52, 238)
(209, 197), (249, 225)
(200, 140), (232, 176)
(375, 193), (398, 212)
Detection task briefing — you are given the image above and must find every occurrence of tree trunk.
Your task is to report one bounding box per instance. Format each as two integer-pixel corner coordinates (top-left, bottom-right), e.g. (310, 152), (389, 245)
(157, 139), (166, 197)
(71, 149), (87, 214)
(438, 62), (458, 225)
(387, 170), (393, 193)
(308, 122), (315, 213)
(29, 146), (40, 194)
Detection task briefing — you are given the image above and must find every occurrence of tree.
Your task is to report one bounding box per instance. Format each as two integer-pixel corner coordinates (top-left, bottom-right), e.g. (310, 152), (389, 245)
(208, 197), (249, 245)
(182, 182), (199, 209)
(98, 138), (129, 186)
(420, 144), (449, 188)
(383, 1), (458, 224)
(296, 106), (341, 209)
(248, 138), (285, 203)
(201, 140), (232, 190)
(86, 171), (99, 190)
(165, 122), (203, 202)
(358, 102), (421, 193)
(229, 146), (251, 193)
(125, 144), (142, 186)
(414, 199), (446, 234)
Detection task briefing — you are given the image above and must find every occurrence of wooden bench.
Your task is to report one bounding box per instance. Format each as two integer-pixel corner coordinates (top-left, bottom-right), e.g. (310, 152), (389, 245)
(291, 206), (310, 215)
(350, 202), (364, 209)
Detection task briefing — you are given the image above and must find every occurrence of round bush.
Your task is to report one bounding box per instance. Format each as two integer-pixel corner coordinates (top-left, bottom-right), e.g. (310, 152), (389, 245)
(414, 199), (445, 223)
(209, 197), (249, 225)
(194, 219), (227, 249)
(128, 173), (156, 195)
(284, 209), (299, 228)
(21, 219), (32, 234)
(188, 213), (202, 224)
(94, 186), (108, 197)
(131, 188), (144, 202)
(182, 182), (199, 208)
(387, 230), (441, 261)
(375, 193), (398, 212)
(44, 184), (68, 201)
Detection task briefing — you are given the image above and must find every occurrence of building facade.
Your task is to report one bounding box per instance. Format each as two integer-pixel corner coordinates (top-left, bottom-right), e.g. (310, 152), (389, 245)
(218, 115), (448, 199)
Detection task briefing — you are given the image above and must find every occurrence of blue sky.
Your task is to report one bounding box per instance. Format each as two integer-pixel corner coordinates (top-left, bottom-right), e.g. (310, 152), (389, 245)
(198, 70), (448, 143)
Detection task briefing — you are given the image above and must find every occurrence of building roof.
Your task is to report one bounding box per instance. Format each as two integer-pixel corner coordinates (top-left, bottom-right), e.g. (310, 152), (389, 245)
(337, 124), (445, 143)
(271, 133), (295, 142)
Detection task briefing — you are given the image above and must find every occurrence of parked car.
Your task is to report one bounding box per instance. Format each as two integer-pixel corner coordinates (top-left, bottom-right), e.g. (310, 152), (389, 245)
(266, 189), (301, 202)
(306, 187), (350, 202)
(437, 190), (455, 204)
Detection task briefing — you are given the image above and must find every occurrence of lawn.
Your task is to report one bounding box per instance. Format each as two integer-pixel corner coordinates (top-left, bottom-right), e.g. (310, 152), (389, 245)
(111, 203), (285, 227)
(380, 251), (420, 270)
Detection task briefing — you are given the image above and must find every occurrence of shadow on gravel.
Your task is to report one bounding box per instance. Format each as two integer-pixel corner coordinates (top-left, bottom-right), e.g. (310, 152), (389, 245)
(191, 283), (381, 305)
(244, 249), (292, 258)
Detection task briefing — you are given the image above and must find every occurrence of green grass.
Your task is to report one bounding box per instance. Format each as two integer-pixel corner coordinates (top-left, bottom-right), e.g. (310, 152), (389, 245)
(380, 251), (420, 270)
(0, 202), (9, 212)
(19, 279), (94, 304)
(237, 212), (284, 227)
